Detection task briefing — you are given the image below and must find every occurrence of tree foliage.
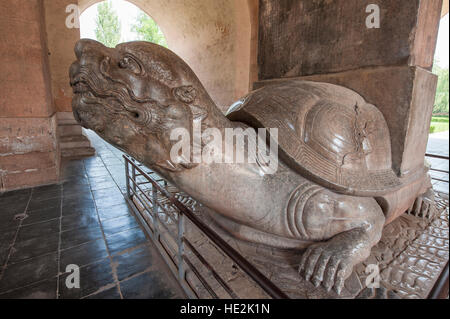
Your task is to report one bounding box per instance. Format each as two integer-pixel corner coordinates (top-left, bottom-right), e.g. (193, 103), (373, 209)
(433, 62), (449, 115)
(131, 12), (167, 47)
(95, 1), (121, 48)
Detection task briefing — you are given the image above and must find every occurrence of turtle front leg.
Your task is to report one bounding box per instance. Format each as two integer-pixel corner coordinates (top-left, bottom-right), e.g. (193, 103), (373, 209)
(298, 228), (374, 294)
(297, 191), (385, 294)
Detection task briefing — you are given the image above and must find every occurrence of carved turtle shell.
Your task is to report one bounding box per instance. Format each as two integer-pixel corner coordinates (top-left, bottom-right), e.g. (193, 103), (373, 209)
(226, 80), (402, 196)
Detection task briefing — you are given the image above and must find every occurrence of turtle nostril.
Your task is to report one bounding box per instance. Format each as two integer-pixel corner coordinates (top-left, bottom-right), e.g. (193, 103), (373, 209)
(100, 56), (111, 75)
(69, 62), (81, 83)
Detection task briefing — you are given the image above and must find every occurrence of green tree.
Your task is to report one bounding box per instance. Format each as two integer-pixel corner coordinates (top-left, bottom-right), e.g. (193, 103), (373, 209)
(131, 12), (167, 47)
(95, 1), (121, 48)
(433, 62), (449, 115)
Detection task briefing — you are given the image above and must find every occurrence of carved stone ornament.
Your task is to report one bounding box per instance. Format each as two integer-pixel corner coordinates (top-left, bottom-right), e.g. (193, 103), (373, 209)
(70, 39), (435, 295)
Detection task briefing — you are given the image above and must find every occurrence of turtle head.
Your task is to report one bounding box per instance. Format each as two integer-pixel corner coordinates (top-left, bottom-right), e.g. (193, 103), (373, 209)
(69, 39), (212, 171)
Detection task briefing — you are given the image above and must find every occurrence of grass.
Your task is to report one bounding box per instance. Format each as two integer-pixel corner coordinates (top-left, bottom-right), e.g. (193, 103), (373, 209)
(432, 116), (449, 122)
(429, 116), (449, 134)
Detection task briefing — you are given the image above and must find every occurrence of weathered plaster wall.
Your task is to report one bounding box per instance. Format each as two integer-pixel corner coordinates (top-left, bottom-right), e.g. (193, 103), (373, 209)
(442, 0), (449, 17)
(0, 0), (60, 191)
(44, 0), (81, 113)
(78, 0), (258, 110)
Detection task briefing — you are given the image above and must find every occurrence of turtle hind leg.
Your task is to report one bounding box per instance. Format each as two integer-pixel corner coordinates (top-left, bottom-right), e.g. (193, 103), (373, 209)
(297, 192), (385, 294)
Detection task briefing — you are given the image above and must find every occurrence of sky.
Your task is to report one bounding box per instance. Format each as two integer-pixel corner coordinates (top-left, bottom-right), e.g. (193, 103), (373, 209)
(80, 0), (142, 43)
(81, 1), (449, 69)
(435, 14), (449, 68)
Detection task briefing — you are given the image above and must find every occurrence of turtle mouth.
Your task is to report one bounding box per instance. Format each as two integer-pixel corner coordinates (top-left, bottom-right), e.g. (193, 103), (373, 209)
(71, 80), (90, 94)
(71, 76), (106, 133)
(73, 109), (106, 134)
(70, 74), (99, 106)
(70, 72), (92, 93)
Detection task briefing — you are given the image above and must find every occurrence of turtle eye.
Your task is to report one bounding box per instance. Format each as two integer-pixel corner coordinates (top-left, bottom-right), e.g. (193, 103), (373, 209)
(118, 55), (142, 75)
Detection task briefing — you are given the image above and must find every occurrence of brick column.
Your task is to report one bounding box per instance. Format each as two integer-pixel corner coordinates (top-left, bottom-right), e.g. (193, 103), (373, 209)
(0, 0), (60, 191)
(43, 0), (95, 158)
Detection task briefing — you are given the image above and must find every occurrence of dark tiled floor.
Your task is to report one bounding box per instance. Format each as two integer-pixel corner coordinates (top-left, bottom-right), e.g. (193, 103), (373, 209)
(0, 130), (185, 299)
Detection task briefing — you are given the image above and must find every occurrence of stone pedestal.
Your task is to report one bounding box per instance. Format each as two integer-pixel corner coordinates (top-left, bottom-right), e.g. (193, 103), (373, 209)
(255, 66), (438, 178)
(57, 112), (95, 158)
(257, 0), (443, 180)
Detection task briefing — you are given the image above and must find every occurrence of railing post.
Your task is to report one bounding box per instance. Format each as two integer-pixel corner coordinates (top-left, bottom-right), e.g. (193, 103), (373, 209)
(178, 213), (186, 282)
(152, 184), (160, 240)
(124, 156), (289, 299)
(125, 158), (131, 199)
(131, 158), (137, 195)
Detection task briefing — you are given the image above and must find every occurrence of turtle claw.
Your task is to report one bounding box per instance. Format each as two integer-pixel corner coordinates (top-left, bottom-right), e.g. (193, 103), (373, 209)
(407, 189), (436, 219)
(298, 236), (366, 295)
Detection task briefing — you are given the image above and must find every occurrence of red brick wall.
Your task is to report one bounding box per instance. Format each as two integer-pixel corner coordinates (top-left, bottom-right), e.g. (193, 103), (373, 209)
(0, 0), (60, 191)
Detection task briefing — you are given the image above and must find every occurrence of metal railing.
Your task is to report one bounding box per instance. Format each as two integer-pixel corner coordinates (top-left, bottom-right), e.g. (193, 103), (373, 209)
(123, 155), (289, 299)
(123, 154), (449, 299)
(425, 153), (449, 188)
(429, 261), (449, 299)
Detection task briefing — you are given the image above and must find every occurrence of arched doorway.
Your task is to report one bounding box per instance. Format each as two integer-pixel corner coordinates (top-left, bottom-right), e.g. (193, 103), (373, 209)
(78, 0), (257, 110)
(45, 0), (256, 160)
(79, 0), (167, 47)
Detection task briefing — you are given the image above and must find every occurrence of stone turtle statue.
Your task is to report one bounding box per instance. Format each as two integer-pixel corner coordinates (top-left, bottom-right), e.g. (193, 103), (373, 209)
(70, 39), (434, 295)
